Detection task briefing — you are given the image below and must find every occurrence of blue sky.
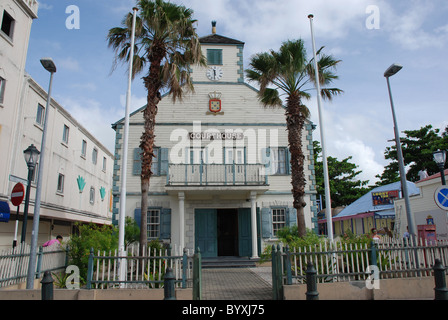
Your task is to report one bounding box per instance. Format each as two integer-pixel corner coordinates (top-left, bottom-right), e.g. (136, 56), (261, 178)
(25, 0), (448, 184)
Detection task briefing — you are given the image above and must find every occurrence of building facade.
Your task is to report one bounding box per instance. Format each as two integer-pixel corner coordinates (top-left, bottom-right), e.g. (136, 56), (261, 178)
(112, 26), (318, 258)
(0, 0), (114, 251)
(394, 170), (448, 241)
(322, 181), (420, 238)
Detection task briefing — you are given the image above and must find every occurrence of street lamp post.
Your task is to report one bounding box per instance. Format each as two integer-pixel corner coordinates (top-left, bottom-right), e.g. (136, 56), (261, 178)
(21, 144), (40, 243)
(384, 63), (416, 236)
(26, 58), (56, 289)
(433, 150), (446, 185)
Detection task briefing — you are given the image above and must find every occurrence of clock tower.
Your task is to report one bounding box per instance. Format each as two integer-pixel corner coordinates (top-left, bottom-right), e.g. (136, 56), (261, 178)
(192, 21), (245, 84)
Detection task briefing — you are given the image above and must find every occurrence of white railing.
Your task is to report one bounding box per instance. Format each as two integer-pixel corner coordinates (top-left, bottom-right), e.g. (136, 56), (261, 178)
(87, 244), (194, 289)
(0, 242), (67, 288)
(274, 237), (448, 284)
(168, 164), (266, 186)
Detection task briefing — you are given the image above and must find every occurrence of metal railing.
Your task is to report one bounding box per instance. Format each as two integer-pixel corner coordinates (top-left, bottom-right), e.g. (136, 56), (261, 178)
(167, 164), (267, 186)
(272, 237), (448, 294)
(0, 242), (67, 288)
(86, 244), (198, 290)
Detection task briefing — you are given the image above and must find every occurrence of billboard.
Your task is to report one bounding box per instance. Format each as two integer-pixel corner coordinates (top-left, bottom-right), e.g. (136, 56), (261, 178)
(372, 190), (399, 206)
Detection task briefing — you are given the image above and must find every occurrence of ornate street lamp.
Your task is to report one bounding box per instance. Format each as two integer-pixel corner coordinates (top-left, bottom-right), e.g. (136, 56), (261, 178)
(21, 144), (40, 243)
(433, 150), (446, 185)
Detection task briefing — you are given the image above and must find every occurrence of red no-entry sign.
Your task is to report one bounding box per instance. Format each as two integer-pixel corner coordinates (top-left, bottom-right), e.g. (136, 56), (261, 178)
(11, 183), (25, 206)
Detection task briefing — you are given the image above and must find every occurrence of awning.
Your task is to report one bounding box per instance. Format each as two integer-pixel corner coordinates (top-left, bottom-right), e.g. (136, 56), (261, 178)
(374, 209), (395, 219)
(0, 201), (10, 223)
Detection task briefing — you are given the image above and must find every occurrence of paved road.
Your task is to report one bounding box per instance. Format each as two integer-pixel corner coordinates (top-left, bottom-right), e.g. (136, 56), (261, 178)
(202, 267), (272, 300)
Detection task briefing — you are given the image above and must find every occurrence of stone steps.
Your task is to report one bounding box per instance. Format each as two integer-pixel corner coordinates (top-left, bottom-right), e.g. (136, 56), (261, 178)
(202, 256), (259, 268)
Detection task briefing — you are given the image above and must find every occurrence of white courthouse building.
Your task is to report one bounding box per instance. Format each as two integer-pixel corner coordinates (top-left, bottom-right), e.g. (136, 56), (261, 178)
(112, 25), (318, 258)
(0, 0), (113, 251)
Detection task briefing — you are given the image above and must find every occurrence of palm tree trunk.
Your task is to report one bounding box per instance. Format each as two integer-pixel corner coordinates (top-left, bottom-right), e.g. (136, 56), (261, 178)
(138, 44), (164, 254)
(286, 94), (307, 238)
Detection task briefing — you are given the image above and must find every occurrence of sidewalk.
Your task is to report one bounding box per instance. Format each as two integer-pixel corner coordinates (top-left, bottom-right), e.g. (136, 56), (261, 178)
(202, 267), (272, 300)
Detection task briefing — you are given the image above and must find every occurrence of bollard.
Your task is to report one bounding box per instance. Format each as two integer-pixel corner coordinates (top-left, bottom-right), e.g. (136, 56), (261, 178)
(41, 271), (54, 300)
(305, 262), (319, 300)
(433, 259), (448, 300)
(164, 268), (176, 300)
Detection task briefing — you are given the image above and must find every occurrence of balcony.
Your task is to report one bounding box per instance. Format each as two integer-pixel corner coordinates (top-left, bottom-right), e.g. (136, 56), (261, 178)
(167, 164), (267, 187)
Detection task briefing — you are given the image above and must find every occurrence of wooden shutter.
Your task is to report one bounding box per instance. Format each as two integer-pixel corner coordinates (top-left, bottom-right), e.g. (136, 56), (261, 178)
(160, 148), (169, 175)
(261, 207), (272, 238)
(160, 208), (171, 240)
(133, 148), (142, 175)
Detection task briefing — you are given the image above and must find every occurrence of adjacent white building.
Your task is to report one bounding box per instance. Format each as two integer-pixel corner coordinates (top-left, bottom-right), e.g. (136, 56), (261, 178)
(394, 170), (448, 241)
(112, 25), (318, 258)
(0, 0), (114, 251)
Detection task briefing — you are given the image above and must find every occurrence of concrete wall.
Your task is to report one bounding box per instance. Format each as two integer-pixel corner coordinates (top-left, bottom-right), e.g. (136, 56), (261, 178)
(284, 277), (435, 300)
(0, 288), (193, 300)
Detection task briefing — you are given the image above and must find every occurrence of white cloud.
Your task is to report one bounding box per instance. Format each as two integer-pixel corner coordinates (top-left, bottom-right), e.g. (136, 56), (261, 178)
(119, 94), (147, 112)
(57, 96), (121, 153)
(58, 57), (80, 72)
(381, 1), (448, 50)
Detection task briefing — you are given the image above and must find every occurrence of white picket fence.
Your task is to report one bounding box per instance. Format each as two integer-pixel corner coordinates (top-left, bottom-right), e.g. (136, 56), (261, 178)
(87, 244), (195, 289)
(278, 237), (448, 284)
(0, 242), (67, 288)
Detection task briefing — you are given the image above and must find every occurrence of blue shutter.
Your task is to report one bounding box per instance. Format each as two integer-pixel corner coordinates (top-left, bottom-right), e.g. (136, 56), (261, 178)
(261, 148), (271, 175)
(160, 148), (169, 175)
(261, 207), (272, 238)
(133, 148), (142, 175)
(287, 207), (297, 227)
(160, 208), (171, 240)
(134, 208), (142, 230)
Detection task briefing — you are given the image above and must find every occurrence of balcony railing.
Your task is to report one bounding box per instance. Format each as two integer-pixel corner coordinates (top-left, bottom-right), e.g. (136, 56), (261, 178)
(167, 164), (267, 186)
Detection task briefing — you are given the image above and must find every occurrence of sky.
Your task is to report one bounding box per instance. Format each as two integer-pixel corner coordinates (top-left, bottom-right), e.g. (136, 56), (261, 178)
(25, 0), (448, 185)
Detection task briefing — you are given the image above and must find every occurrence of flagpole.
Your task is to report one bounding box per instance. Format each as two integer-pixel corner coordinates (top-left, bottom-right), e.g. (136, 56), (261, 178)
(119, 7), (138, 285)
(308, 14), (333, 240)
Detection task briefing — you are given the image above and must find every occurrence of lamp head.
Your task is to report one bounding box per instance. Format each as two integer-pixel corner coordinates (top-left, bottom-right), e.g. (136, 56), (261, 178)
(40, 58), (57, 73)
(384, 63), (402, 77)
(433, 150), (447, 167)
(23, 144), (40, 168)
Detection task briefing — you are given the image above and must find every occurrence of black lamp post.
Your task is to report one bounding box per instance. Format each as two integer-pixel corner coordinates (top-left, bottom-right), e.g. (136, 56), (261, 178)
(21, 144), (40, 243)
(433, 150), (446, 185)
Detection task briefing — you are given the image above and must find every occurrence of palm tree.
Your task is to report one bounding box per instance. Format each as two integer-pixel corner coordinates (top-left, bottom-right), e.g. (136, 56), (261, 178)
(245, 39), (342, 237)
(107, 0), (206, 250)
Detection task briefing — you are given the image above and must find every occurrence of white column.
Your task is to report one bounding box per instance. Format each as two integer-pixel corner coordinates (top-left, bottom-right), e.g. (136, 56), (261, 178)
(178, 192), (185, 250)
(250, 191), (259, 259)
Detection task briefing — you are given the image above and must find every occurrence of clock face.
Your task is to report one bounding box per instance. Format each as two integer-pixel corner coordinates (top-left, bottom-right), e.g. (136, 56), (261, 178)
(206, 66), (223, 81)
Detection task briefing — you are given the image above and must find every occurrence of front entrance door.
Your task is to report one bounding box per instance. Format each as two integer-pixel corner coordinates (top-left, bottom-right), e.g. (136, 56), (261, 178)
(195, 208), (256, 257)
(195, 209), (217, 257)
(238, 208), (252, 257)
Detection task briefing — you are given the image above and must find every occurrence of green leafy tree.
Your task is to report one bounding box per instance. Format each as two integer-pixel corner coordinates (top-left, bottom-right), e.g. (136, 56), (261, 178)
(67, 223), (118, 282)
(313, 141), (371, 208)
(376, 125), (448, 185)
(107, 0), (206, 251)
(124, 216), (140, 247)
(245, 40), (342, 237)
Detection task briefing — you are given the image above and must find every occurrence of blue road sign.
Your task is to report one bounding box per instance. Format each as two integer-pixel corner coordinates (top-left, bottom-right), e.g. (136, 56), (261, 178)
(0, 201), (10, 222)
(434, 186), (448, 211)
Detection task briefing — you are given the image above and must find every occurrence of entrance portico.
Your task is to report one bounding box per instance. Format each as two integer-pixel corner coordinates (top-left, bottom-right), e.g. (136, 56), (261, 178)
(169, 187), (266, 259)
